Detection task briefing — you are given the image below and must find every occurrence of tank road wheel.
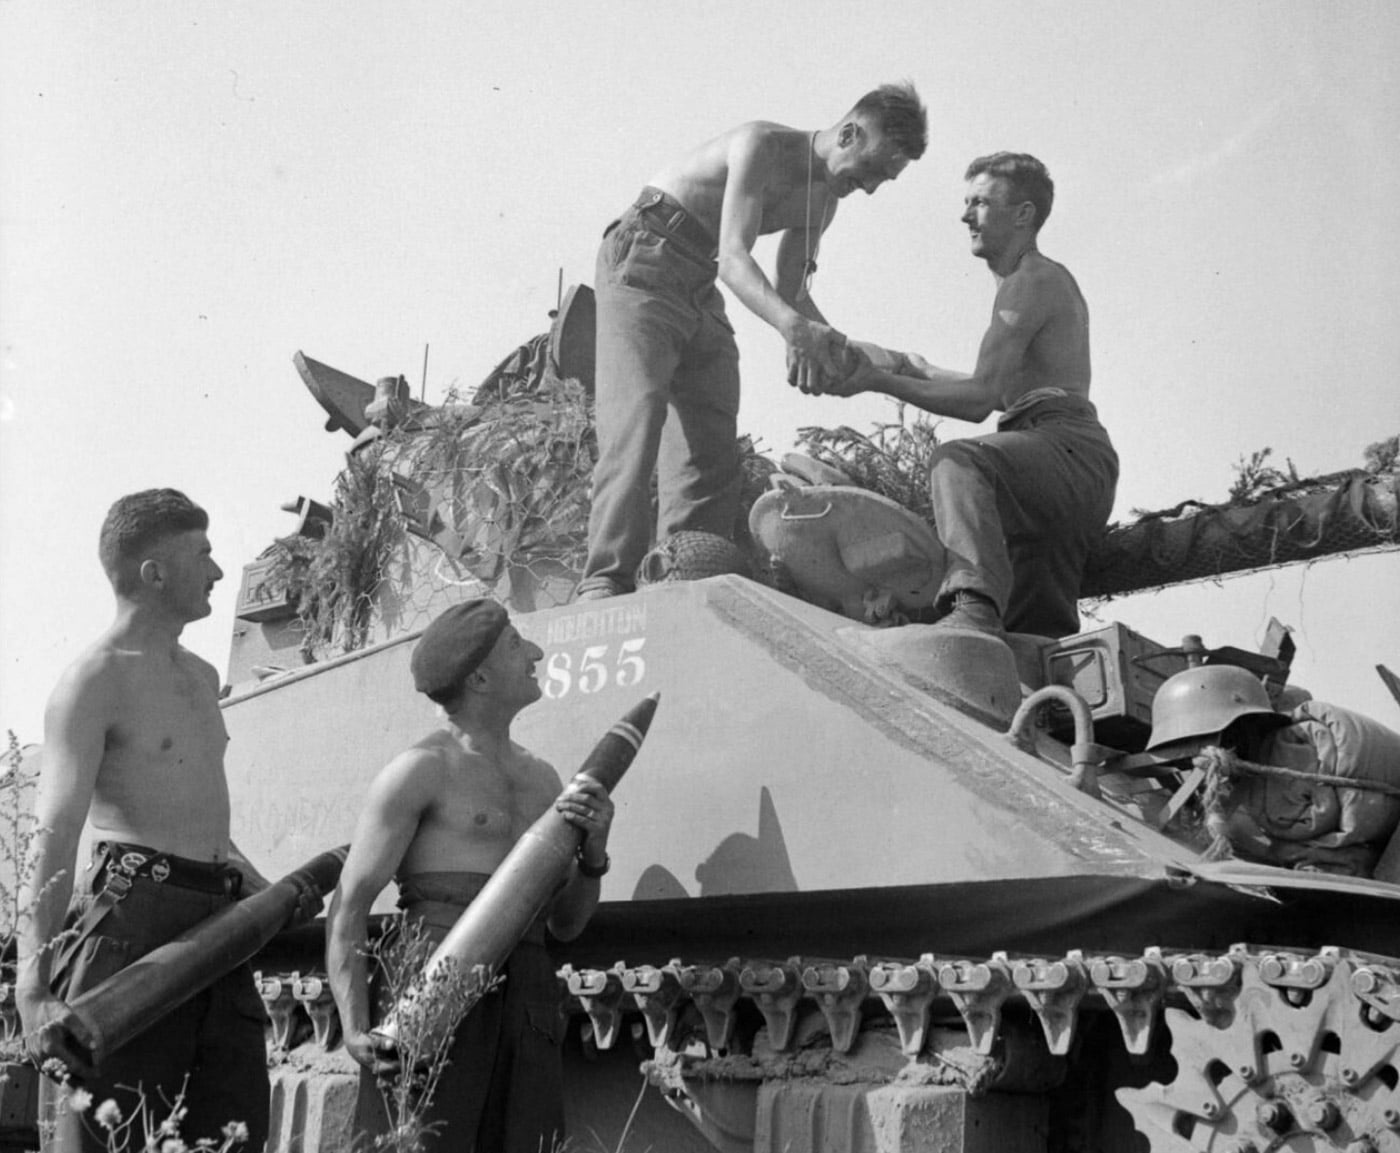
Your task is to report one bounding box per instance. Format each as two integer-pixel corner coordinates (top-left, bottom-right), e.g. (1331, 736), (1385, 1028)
(1118, 948), (1400, 1151)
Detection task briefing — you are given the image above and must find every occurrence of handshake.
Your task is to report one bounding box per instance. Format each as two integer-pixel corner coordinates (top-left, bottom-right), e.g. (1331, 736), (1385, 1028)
(786, 322), (906, 398)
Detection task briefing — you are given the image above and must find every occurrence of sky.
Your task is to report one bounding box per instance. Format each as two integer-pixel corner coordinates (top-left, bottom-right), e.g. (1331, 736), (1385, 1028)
(1, 0), (1398, 744)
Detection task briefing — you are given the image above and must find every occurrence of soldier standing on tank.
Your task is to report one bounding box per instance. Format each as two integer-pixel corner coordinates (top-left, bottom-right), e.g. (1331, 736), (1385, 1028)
(822, 153), (1119, 639)
(575, 83), (928, 601)
(15, 489), (278, 1152)
(326, 599), (615, 1152)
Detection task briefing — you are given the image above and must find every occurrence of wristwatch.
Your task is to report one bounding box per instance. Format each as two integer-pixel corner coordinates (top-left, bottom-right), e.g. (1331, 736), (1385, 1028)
(576, 850), (610, 879)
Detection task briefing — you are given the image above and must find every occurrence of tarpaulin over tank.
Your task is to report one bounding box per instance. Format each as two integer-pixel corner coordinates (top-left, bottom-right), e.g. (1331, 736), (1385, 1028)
(566, 868), (1400, 969)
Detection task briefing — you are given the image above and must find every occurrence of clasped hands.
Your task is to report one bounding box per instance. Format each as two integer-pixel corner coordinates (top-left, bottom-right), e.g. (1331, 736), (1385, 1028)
(785, 320), (873, 397)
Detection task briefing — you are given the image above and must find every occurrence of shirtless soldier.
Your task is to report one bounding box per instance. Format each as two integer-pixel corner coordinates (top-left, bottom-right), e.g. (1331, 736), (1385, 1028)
(326, 599), (614, 1152)
(575, 83), (927, 600)
(828, 152), (1119, 638)
(16, 489), (274, 1151)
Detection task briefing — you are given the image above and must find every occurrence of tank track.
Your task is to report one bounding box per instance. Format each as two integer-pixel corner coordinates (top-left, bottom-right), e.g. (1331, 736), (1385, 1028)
(552, 944), (1400, 1151)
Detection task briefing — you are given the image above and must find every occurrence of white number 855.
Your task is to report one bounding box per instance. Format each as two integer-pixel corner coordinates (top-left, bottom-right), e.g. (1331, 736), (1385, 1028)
(543, 638), (647, 699)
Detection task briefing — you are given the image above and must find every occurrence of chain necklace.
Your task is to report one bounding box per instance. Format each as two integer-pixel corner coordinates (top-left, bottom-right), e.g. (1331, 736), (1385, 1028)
(797, 131), (823, 302)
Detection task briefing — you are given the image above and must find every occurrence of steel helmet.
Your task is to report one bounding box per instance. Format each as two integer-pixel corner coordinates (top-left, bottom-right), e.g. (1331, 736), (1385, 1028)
(1146, 664), (1283, 752)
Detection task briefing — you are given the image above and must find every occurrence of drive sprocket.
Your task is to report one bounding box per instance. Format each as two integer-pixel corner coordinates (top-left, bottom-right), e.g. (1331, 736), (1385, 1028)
(1118, 948), (1400, 1151)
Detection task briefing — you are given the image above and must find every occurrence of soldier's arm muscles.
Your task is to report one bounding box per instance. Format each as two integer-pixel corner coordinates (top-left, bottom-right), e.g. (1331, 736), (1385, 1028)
(15, 659), (114, 1065)
(326, 748), (440, 1055)
(546, 770), (615, 942)
(847, 269), (1050, 421)
(715, 127), (802, 339)
(775, 224), (832, 326)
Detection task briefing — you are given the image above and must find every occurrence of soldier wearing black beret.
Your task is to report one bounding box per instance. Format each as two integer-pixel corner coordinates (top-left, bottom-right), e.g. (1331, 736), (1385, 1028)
(327, 599), (614, 1152)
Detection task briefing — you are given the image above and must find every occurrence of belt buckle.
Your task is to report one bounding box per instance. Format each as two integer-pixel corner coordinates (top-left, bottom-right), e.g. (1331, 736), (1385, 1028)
(150, 859), (171, 884)
(118, 851), (148, 875)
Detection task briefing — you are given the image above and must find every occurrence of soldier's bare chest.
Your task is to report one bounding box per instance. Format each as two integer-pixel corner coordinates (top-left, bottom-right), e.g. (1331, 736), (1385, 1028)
(447, 757), (556, 840)
(759, 183), (830, 234)
(107, 662), (226, 768)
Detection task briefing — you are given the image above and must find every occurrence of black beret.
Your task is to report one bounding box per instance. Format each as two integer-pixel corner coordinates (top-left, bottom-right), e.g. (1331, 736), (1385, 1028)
(411, 599), (510, 696)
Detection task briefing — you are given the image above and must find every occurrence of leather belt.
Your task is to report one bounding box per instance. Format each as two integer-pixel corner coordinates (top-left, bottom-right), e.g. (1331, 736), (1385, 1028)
(632, 187), (717, 258)
(96, 841), (244, 897)
(51, 842), (245, 983)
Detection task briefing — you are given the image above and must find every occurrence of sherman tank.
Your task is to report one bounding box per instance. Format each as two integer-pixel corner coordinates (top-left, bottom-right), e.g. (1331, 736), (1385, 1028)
(8, 288), (1398, 1153)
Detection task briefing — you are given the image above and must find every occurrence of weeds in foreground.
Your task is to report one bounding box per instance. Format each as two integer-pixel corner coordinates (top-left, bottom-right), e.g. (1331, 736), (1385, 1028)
(0, 731), (39, 952)
(569, 1072), (652, 1153)
(47, 1071), (249, 1152)
(357, 919), (656, 1153)
(1, 730), (67, 1066)
(360, 917), (495, 1152)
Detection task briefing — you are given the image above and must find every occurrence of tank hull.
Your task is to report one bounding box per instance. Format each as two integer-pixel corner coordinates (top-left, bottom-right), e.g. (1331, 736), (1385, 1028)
(223, 577), (1199, 906)
(212, 576), (1400, 1153)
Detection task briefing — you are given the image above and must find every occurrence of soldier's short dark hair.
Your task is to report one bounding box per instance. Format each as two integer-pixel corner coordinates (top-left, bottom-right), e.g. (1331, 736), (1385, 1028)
(99, 488), (208, 593)
(965, 152), (1054, 231)
(850, 82), (928, 160)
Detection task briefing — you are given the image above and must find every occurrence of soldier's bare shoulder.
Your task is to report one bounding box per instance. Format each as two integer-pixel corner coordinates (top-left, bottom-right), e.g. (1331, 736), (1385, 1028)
(509, 742), (561, 787)
(370, 733), (456, 806)
(1022, 251), (1084, 295)
(734, 119), (794, 143)
(403, 729), (462, 771)
(47, 635), (140, 718)
(172, 643), (220, 689)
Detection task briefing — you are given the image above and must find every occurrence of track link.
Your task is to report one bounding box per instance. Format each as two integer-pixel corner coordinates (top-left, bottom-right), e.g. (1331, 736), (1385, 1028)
(558, 945), (1400, 1150)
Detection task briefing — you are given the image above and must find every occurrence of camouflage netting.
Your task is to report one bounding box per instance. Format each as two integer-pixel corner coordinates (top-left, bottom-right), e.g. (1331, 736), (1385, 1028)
(270, 335), (777, 660)
(1081, 468), (1400, 599)
(273, 332), (1395, 662)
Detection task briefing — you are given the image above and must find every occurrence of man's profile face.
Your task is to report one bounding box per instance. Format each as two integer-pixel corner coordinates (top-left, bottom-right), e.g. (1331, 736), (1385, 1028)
(961, 173), (1022, 262)
(477, 624), (544, 708)
(829, 124), (910, 199)
(150, 529), (223, 622)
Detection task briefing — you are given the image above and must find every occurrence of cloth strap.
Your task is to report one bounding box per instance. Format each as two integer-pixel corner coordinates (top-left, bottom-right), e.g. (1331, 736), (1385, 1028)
(50, 842), (242, 983)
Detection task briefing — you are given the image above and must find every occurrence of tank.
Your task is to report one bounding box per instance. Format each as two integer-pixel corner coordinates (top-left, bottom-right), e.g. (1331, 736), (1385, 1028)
(11, 292), (1399, 1153)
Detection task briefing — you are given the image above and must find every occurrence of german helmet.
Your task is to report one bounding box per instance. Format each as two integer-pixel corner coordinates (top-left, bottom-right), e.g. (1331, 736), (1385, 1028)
(1146, 664), (1284, 752)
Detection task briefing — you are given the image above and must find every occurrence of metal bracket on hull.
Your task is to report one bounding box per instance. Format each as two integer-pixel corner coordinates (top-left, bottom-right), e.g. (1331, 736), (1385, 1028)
(739, 959), (805, 1052)
(1087, 947), (1169, 1055)
(561, 963), (629, 1051)
(678, 960), (744, 1051)
(938, 953), (1016, 1055)
(291, 972), (340, 1051)
(256, 971), (301, 1052)
(869, 955), (941, 1056)
(622, 961), (687, 1049)
(801, 957), (871, 1054)
(1012, 950), (1090, 1056)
